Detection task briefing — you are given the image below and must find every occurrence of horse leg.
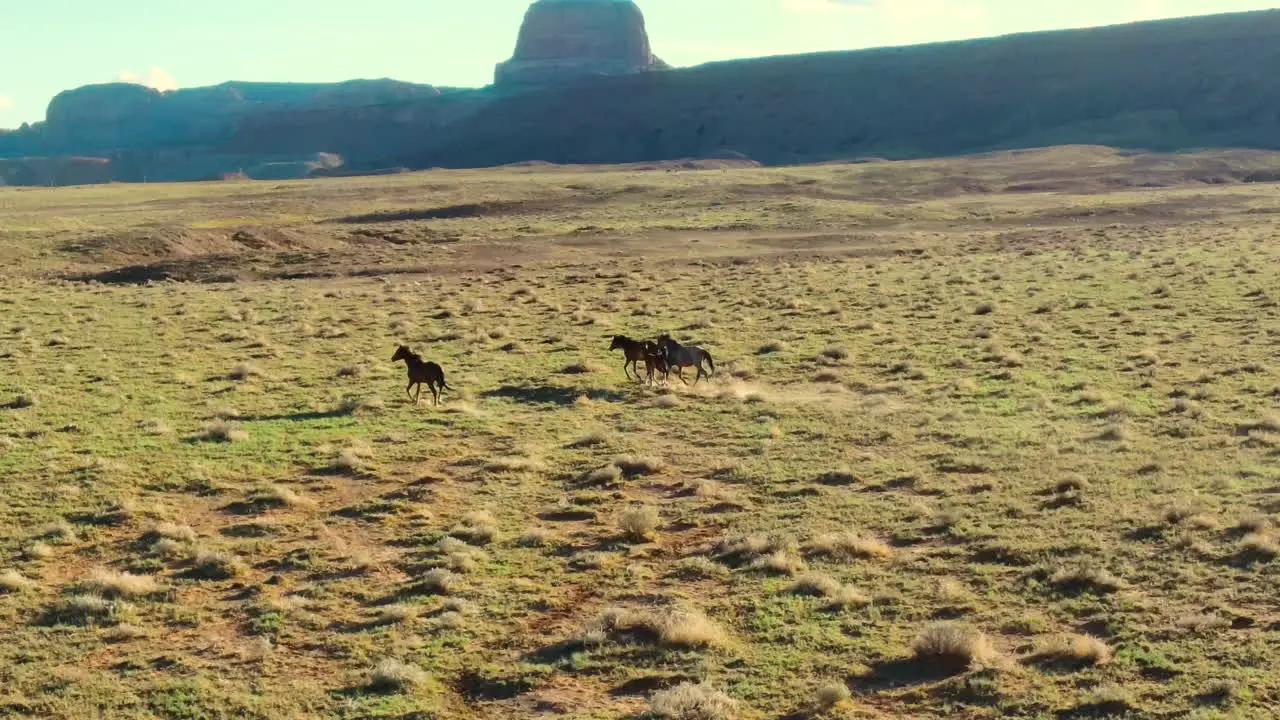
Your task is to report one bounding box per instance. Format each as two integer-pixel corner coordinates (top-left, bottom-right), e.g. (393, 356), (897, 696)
(677, 366), (689, 385)
(693, 363), (706, 386)
(406, 382), (416, 404)
(622, 358), (633, 381)
(431, 382), (441, 406)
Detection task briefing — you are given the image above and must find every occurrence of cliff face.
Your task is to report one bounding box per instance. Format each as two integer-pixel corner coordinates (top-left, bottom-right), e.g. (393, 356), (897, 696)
(400, 10), (1280, 169)
(5, 10), (1280, 186)
(495, 0), (665, 87)
(24, 80), (442, 157)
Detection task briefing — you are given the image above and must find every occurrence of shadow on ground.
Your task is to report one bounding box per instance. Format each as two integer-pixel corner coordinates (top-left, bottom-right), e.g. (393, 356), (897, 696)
(481, 385), (626, 406)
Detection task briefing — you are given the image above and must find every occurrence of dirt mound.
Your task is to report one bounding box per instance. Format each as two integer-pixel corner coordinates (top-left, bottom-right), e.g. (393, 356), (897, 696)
(59, 225), (326, 262)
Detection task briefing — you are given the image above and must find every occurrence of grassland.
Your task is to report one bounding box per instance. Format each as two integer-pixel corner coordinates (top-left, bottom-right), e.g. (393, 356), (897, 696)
(1, 146), (1279, 719)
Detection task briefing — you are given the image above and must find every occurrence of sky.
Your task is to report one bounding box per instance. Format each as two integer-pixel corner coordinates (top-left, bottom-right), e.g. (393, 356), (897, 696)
(1, 0), (1277, 128)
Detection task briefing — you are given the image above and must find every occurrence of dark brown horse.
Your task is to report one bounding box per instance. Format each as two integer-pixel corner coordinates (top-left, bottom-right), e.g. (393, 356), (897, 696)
(610, 335), (671, 386)
(391, 345), (450, 406)
(609, 335), (649, 383)
(642, 341), (670, 386)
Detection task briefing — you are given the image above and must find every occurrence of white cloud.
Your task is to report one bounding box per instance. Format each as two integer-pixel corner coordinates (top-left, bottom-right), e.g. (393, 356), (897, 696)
(115, 67), (177, 92)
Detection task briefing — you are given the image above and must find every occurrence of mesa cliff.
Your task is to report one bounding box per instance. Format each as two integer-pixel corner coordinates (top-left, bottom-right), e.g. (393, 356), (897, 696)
(3, 6), (1280, 185)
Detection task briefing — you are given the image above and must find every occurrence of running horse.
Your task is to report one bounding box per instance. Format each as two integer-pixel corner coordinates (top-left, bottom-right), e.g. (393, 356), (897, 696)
(656, 334), (715, 386)
(391, 345), (450, 406)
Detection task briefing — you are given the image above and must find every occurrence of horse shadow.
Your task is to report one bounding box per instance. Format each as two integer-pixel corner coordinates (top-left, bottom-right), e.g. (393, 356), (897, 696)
(480, 385), (625, 406)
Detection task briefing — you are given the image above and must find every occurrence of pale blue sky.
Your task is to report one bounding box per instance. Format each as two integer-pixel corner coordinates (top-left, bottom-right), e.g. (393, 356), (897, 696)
(1, 0), (1277, 128)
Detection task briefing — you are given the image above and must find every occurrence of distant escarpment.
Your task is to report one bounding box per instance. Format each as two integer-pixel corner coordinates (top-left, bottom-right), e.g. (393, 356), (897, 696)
(4, 10), (1280, 185)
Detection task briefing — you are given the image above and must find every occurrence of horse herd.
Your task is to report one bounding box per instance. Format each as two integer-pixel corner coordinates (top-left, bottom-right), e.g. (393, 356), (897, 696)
(392, 333), (714, 406)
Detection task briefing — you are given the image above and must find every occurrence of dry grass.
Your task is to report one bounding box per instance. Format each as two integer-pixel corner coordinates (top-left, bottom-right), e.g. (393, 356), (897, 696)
(649, 682), (739, 720)
(713, 533), (796, 566)
(146, 522), (197, 544)
(672, 556), (731, 580)
(612, 455), (665, 477)
(1235, 513), (1271, 534)
(568, 429), (613, 448)
(618, 505), (661, 542)
(912, 622), (1001, 671)
(1048, 565), (1124, 594)
(656, 608), (729, 649)
(1237, 533), (1279, 562)
(583, 606), (727, 650)
(784, 572), (842, 597)
(485, 456), (545, 473)
(34, 519), (76, 543)
(83, 569), (162, 599)
(824, 585), (872, 610)
(336, 395), (383, 415)
(749, 550), (807, 576)
(560, 361), (601, 375)
(6, 150), (1280, 718)
(515, 527), (556, 548)
(374, 604), (419, 625)
(24, 542), (53, 560)
(258, 485), (314, 509)
(805, 532), (893, 561)
(368, 659), (427, 693)
(451, 511), (499, 545)
(1078, 684), (1136, 714)
(582, 464), (623, 486)
(44, 594), (135, 627)
(813, 681), (851, 711)
(193, 421), (248, 443)
(0, 570), (36, 593)
(332, 449), (367, 474)
(421, 569), (458, 594)
(1026, 633), (1113, 667)
(228, 362), (264, 381)
(191, 549), (248, 580)
(652, 394), (681, 409)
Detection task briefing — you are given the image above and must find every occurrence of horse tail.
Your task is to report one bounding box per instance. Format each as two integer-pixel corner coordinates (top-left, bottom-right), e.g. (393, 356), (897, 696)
(703, 350), (715, 376)
(436, 364), (451, 390)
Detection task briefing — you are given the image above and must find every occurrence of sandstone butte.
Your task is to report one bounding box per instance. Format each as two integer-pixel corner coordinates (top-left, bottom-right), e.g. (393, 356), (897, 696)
(495, 0), (668, 88)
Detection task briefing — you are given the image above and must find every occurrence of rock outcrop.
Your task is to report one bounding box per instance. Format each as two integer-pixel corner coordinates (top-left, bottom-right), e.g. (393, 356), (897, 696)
(36, 80), (442, 155)
(6, 9), (1280, 185)
(495, 0), (666, 88)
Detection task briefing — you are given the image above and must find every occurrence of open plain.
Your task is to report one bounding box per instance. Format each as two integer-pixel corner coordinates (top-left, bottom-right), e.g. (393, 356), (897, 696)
(1, 146), (1279, 719)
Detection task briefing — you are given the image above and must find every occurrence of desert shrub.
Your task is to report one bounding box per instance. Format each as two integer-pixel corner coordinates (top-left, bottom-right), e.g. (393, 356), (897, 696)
(618, 506), (661, 542)
(912, 622), (1001, 671)
(368, 659), (427, 692)
(649, 682), (739, 720)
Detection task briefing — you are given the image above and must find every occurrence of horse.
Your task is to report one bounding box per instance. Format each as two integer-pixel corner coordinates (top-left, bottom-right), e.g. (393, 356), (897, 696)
(391, 345), (450, 406)
(642, 341), (671, 386)
(656, 334), (715, 386)
(609, 335), (651, 383)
